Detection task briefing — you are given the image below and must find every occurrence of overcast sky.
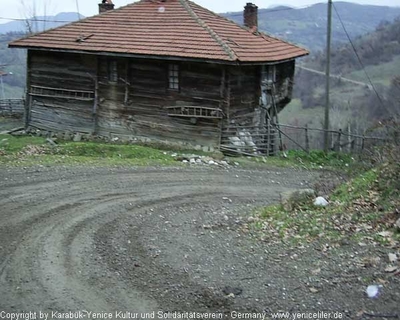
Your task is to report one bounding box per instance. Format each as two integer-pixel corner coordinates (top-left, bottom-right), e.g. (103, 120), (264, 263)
(0, 0), (398, 24)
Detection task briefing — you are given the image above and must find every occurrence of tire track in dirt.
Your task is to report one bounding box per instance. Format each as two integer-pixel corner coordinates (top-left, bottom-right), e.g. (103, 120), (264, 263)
(0, 166), (317, 315)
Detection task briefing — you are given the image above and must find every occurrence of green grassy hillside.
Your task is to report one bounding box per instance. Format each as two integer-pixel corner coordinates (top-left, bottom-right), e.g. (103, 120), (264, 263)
(346, 55), (400, 87)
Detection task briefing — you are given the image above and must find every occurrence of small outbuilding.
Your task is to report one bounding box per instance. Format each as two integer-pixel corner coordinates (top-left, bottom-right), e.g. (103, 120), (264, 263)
(9, 0), (308, 152)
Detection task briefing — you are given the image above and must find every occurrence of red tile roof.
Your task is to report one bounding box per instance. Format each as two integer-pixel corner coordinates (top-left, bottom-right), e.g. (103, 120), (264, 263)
(9, 0), (308, 63)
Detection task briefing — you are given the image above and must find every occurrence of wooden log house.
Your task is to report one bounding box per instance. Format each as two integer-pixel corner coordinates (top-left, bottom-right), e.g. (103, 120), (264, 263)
(9, 0), (308, 152)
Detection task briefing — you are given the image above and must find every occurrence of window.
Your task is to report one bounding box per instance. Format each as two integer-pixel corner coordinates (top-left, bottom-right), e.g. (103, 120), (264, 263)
(266, 65), (276, 82)
(108, 60), (118, 83)
(168, 64), (180, 90)
(261, 65), (276, 84)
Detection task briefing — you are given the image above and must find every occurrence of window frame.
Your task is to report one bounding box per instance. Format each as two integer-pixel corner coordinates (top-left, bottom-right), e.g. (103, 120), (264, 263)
(168, 64), (180, 91)
(261, 65), (276, 84)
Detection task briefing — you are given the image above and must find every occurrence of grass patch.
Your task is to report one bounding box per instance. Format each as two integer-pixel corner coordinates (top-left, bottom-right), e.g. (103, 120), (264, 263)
(238, 150), (357, 171)
(0, 134), (178, 167)
(252, 165), (400, 247)
(2, 133), (343, 170)
(0, 134), (46, 152)
(287, 150), (355, 169)
(332, 169), (379, 203)
(56, 142), (172, 160)
(346, 55), (400, 87)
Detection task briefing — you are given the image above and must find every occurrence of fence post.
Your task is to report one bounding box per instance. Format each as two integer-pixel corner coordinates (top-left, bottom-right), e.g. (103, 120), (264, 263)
(267, 119), (271, 156)
(361, 135), (365, 153)
(305, 124), (310, 153)
(347, 123), (351, 153)
(335, 129), (342, 152)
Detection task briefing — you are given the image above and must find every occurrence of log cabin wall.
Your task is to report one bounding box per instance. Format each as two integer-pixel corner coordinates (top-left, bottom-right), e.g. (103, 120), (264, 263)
(25, 50), (295, 151)
(96, 58), (223, 147)
(28, 51), (96, 133)
(272, 60), (295, 111)
(221, 60), (296, 154)
(225, 60), (296, 127)
(226, 65), (259, 126)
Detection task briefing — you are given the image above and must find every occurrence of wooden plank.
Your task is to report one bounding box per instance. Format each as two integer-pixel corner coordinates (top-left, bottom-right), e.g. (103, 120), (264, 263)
(93, 56), (99, 134)
(26, 50), (32, 128)
(30, 85), (94, 95)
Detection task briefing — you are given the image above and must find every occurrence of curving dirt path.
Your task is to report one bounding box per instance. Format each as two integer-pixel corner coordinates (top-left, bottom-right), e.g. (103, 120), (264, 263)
(0, 166), (399, 318)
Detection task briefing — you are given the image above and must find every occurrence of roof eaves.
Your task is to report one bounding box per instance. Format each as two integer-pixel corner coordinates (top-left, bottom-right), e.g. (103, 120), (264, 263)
(15, 46), (242, 64)
(179, 0), (237, 62)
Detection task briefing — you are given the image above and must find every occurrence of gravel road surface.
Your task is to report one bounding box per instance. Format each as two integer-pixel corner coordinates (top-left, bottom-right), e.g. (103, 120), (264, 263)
(0, 166), (398, 319)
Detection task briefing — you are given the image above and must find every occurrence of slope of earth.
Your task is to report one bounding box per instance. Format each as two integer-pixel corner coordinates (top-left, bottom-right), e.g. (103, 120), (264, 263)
(0, 166), (399, 317)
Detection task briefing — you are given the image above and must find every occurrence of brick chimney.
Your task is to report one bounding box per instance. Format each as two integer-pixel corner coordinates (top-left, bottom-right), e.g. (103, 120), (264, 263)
(244, 3), (258, 30)
(99, 0), (115, 14)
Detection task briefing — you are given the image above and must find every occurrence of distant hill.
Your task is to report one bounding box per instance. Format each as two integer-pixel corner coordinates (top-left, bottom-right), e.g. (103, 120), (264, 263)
(223, 2), (400, 52)
(286, 18), (400, 131)
(0, 12), (84, 34)
(308, 18), (400, 75)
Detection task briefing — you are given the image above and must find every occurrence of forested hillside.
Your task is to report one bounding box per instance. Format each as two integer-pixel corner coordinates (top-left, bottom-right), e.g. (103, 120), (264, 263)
(285, 18), (400, 133)
(309, 18), (400, 74)
(224, 2), (400, 51)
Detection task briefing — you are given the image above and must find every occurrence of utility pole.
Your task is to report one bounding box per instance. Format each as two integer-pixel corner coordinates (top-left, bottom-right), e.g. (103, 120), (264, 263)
(0, 74), (5, 100)
(324, 0), (333, 152)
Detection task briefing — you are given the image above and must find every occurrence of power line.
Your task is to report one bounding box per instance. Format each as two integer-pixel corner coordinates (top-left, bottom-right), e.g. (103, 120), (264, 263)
(75, 0), (82, 21)
(0, 16), (73, 23)
(332, 2), (386, 111)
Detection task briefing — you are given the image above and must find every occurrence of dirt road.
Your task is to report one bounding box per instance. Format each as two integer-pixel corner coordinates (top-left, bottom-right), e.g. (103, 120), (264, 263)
(0, 166), (398, 318)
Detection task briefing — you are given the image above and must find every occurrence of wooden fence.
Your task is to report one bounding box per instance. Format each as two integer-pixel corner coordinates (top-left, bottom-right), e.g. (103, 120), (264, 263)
(221, 122), (392, 156)
(276, 123), (391, 154)
(221, 122), (275, 156)
(0, 99), (25, 117)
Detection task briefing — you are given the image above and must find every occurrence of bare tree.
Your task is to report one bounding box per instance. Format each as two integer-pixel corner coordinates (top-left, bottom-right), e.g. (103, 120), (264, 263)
(19, 0), (53, 34)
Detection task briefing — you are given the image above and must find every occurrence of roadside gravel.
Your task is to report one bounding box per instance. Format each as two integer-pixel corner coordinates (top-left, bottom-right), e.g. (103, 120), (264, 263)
(0, 165), (398, 318)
